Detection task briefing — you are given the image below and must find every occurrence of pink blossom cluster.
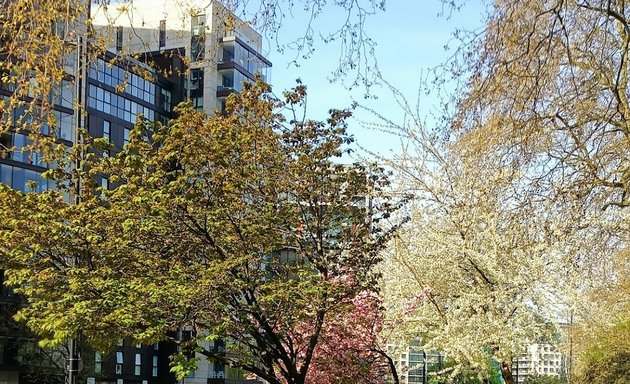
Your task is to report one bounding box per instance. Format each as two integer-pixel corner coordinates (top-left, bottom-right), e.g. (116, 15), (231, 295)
(297, 291), (392, 384)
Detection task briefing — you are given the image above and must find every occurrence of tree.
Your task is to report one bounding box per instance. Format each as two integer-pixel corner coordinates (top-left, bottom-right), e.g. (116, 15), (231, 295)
(0, 81), (403, 384)
(304, 290), (397, 384)
(0, 0), (88, 154)
(437, 0), (630, 381)
(364, 79), (573, 384)
(572, 318), (630, 384)
(445, 0), (630, 210)
(371, 0), (630, 382)
(572, 249), (630, 384)
(380, 151), (567, 384)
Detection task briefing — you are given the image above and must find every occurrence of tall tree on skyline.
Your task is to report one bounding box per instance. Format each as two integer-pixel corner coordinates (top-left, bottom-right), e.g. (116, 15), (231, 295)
(373, 0), (630, 382)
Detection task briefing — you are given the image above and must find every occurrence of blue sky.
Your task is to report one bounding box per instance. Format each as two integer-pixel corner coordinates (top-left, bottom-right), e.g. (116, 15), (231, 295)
(263, 1), (486, 158)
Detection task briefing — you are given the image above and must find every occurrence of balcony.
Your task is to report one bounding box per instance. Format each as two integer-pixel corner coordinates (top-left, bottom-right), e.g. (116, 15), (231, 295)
(218, 40), (271, 82)
(216, 85), (236, 98)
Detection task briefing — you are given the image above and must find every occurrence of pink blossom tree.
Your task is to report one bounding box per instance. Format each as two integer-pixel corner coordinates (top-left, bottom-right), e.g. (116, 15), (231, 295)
(294, 291), (399, 384)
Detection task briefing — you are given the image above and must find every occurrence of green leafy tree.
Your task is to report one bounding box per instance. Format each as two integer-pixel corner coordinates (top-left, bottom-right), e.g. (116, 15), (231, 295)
(573, 250), (630, 384)
(573, 319), (630, 384)
(0, 81), (403, 384)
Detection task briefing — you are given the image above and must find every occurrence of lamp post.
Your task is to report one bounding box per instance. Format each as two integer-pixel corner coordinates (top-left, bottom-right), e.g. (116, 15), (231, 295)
(422, 350), (427, 384)
(67, 12), (88, 382)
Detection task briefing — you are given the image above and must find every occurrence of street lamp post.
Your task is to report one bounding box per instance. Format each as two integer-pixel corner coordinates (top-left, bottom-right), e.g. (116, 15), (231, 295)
(422, 351), (427, 384)
(66, 12), (88, 381)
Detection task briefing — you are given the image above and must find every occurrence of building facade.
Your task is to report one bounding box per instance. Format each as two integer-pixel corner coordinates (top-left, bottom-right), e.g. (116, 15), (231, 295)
(513, 343), (568, 384)
(92, 0), (271, 115)
(0, 50), (180, 384)
(0, 1), (271, 383)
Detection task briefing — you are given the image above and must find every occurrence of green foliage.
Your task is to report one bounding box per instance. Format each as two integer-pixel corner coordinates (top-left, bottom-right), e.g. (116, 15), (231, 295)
(0, 80), (404, 384)
(170, 353), (201, 380)
(574, 316), (630, 384)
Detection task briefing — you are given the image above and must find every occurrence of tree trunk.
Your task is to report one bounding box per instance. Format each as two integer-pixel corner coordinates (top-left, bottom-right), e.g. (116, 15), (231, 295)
(500, 361), (515, 384)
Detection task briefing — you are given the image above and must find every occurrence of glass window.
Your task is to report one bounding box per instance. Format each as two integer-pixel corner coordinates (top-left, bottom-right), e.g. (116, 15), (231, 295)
(95, 352), (103, 374)
(116, 26), (123, 51)
(191, 14), (206, 36)
(159, 19), (166, 48)
(97, 60), (105, 82)
(0, 164), (12, 186)
(161, 88), (172, 111)
(115, 351), (123, 374)
(0, 133), (11, 159)
(60, 80), (74, 108)
(190, 69), (203, 91)
(103, 120), (112, 141)
(191, 35), (205, 61)
(11, 133), (27, 163)
(89, 64), (97, 80)
(222, 74), (233, 88)
(134, 353), (141, 375)
(58, 112), (74, 141)
(24, 168), (39, 192)
(152, 355), (158, 376)
(11, 167), (25, 192)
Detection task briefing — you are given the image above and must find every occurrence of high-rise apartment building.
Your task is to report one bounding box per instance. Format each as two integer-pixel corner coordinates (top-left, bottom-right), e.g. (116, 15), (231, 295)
(0, 1), (271, 383)
(92, 0), (271, 114)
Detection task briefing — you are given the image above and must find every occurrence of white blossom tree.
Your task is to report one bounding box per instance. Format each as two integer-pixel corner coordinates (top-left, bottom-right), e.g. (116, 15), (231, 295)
(365, 88), (585, 384)
(369, 1), (630, 382)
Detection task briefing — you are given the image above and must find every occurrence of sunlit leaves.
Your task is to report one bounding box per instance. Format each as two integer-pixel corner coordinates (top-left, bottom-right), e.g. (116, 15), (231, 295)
(0, 80), (403, 384)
